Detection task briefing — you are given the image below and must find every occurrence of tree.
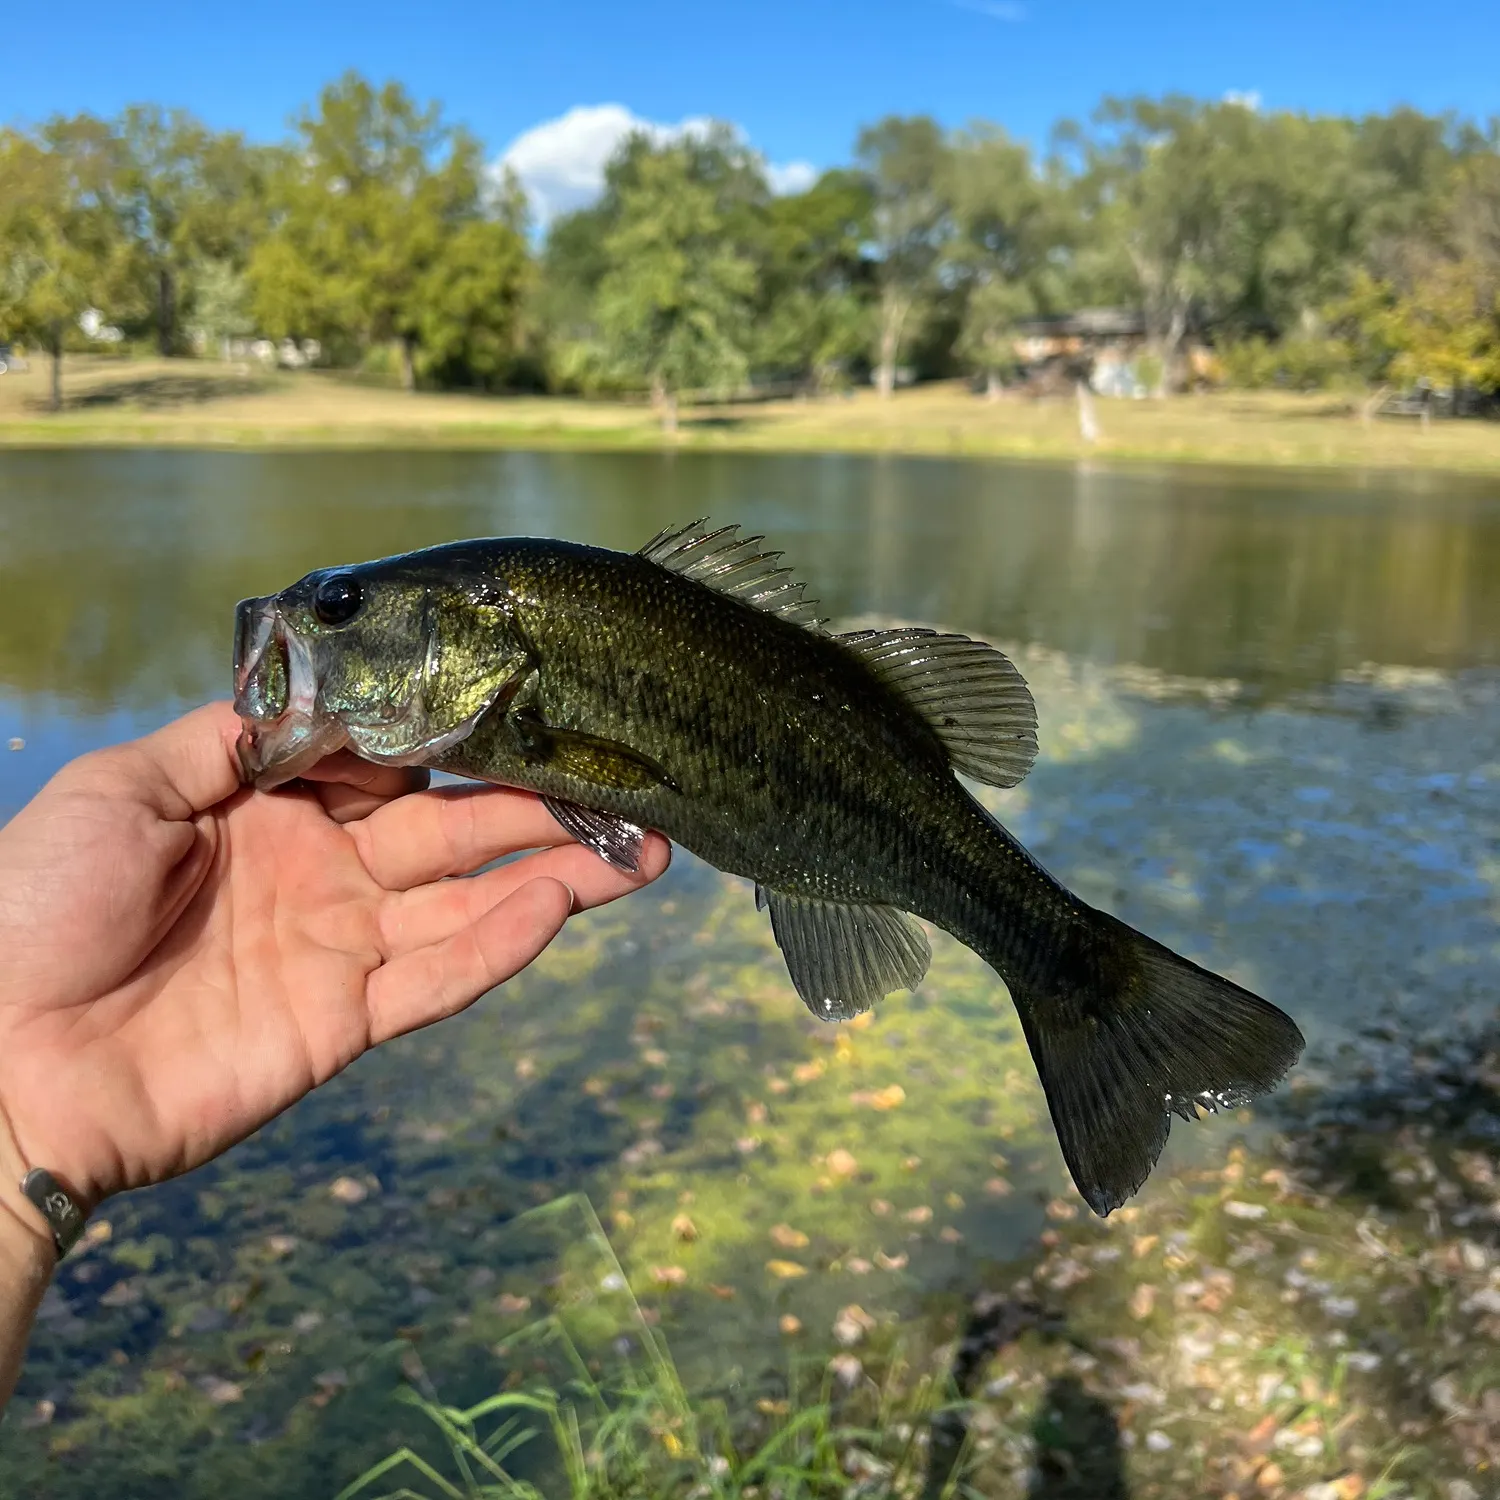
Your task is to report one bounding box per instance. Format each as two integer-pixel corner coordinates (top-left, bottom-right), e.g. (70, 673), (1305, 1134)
(755, 168), (875, 390)
(415, 216), (532, 388)
(855, 116), (952, 397)
(594, 129), (759, 432)
(948, 124), (1065, 396)
(114, 106), (213, 354)
(1069, 97), (1250, 394)
(0, 120), (134, 410)
(1338, 147), (1500, 396)
(187, 257), (254, 358)
(248, 72), (516, 389)
(1350, 106), (1464, 280)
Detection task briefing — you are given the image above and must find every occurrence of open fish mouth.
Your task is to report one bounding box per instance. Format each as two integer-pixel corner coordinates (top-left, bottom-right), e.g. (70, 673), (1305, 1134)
(232, 595), (348, 789)
(230, 593), (504, 789)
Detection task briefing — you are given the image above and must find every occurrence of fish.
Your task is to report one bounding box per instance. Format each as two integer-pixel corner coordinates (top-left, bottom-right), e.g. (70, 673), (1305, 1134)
(232, 519), (1304, 1215)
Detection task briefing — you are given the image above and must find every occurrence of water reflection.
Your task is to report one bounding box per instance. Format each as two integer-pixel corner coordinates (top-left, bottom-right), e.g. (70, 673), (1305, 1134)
(1, 451), (1497, 721)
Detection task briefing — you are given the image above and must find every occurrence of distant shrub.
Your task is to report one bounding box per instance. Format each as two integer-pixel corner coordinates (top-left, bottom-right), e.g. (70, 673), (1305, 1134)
(1218, 335), (1358, 391)
(1133, 352), (1163, 393)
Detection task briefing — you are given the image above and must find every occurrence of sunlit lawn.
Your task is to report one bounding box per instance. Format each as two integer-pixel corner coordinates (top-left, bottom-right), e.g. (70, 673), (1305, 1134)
(4, 355), (1500, 474)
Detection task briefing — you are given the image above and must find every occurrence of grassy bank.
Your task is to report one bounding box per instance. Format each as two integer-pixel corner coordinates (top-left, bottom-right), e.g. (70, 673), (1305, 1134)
(4, 356), (1500, 474)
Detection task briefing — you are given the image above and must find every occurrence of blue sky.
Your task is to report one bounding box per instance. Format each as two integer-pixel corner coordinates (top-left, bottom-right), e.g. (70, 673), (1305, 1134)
(4, 1), (1496, 223)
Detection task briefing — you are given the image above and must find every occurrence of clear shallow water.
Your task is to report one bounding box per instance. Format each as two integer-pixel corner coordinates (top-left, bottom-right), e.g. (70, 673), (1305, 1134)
(2, 449), (1498, 1494)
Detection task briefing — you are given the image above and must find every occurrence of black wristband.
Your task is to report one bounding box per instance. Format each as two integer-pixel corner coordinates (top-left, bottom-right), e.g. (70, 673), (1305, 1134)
(20, 1168), (85, 1259)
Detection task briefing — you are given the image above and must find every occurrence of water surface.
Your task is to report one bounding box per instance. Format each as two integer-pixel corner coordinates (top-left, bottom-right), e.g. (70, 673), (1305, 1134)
(2, 449), (1497, 1495)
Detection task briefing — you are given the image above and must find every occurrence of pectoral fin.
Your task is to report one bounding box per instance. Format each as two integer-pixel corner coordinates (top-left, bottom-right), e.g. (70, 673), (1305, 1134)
(510, 712), (676, 792)
(756, 887), (930, 1022)
(543, 797), (646, 874)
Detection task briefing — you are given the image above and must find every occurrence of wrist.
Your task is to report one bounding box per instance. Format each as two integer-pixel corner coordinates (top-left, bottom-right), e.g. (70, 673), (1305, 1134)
(0, 1116), (57, 1416)
(0, 1095), (67, 1265)
(0, 1183), (52, 1295)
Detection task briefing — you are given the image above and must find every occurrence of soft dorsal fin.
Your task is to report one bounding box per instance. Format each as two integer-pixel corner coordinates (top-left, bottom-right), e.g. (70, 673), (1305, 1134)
(838, 627), (1038, 789)
(639, 519), (826, 630)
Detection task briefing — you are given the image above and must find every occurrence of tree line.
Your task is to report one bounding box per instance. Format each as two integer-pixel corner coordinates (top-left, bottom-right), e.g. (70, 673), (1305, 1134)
(2, 71), (1498, 419)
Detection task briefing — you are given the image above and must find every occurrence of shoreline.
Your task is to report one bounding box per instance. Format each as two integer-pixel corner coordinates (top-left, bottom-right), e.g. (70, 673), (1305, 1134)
(3, 360), (1500, 478)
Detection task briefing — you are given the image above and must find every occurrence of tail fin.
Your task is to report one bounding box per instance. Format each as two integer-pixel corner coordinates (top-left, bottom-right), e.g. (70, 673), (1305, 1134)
(1007, 909), (1304, 1217)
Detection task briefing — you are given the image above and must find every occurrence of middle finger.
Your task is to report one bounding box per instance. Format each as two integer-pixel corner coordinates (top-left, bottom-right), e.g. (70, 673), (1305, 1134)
(378, 835), (671, 955)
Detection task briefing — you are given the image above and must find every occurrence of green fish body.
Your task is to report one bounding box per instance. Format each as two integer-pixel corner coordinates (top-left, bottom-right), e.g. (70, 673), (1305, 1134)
(232, 520), (1304, 1214)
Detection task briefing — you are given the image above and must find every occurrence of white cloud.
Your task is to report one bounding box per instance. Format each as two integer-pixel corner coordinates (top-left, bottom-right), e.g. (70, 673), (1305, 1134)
(1224, 89), (1262, 111)
(946, 0), (1027, 20)
(767, 159), (818, 195)
(497, 103), (819, 228)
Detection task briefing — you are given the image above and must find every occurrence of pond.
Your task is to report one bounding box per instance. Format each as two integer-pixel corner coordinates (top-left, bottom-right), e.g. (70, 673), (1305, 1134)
(2, 449), (1498, 1497)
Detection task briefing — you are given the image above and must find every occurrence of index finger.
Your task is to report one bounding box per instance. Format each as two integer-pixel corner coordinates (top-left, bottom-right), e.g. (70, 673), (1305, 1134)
(350, 782), (584, 889)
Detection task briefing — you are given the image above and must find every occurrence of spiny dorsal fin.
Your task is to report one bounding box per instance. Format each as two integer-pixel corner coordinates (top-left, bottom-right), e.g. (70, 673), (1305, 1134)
(838, 627), (1038, 789)
(639, 519), (827, 630)
(756, 886), (930, 1021)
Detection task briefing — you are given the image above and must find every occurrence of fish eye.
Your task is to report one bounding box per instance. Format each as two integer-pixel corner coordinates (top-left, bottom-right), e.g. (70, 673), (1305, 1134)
(312, 574), (363, 627)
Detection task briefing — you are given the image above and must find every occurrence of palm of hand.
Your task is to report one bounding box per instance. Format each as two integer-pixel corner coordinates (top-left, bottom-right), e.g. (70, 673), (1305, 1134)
(0, 705), (668, 1208)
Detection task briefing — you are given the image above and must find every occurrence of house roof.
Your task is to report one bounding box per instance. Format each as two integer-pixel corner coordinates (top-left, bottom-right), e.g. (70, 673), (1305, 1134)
(1013, 307), (1147, 338)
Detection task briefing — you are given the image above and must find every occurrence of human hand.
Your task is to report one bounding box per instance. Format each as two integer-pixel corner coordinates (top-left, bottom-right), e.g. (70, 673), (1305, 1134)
(0, 701), (670, 1236)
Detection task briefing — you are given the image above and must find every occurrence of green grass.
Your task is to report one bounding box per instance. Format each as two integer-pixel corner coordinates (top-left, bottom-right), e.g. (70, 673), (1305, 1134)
(336, 1194), (975, 1500)
(5, 356), (1500, 474)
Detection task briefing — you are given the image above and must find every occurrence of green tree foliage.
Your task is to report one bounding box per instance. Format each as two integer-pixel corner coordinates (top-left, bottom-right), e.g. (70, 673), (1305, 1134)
(593, 128), (760, 430)
(1070, 96), (1268, 393)
(948, 125), (1068, 395)
(856, 116), (953, 397)
(415, 215), (533, 389)
(114, 108), (270, 355)
(754, 169), (875, 390)
(3, 75), (1499, 407)
(248, 72), (526, 389)
(0, 119), (137, 409)
(1335, 146), (1500, 395)
(187, 256), (255, 357)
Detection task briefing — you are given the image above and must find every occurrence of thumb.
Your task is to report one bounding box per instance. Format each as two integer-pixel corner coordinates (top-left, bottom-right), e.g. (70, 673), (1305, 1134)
(109, 702), (247, 820)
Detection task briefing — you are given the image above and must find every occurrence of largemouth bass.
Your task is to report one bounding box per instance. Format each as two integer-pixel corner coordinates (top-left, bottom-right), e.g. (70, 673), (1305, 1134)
(232, 519), (1303, 1215)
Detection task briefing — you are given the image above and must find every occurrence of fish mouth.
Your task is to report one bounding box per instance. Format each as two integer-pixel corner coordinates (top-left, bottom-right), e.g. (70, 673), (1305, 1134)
(232, 595), (348, 789)
(231, 591), (515, 790)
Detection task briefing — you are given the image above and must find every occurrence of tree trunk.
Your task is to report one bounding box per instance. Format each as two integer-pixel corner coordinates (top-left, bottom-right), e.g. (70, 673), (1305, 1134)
(157, 266), (176, 357)
(660, 391), (679, 436)
(399, 335), (416, 392)
(985, 369), (1002, 402)
(875, 291), (909, 399)
(1154, 303), (1189, 398)
(1075, 378), (1101, 444)
(48, 328), (62, 412)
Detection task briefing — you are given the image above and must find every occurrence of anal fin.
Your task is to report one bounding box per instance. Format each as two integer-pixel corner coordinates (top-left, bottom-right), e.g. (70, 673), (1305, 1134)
(757, 888), (930, 1021)
(543, 797), (646, 874)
